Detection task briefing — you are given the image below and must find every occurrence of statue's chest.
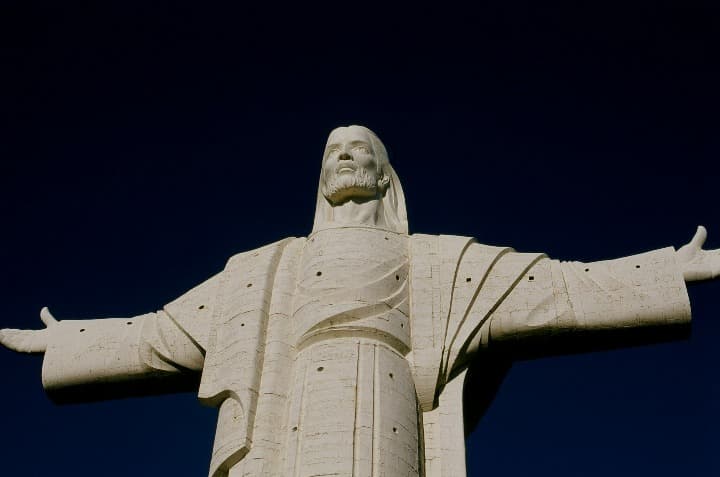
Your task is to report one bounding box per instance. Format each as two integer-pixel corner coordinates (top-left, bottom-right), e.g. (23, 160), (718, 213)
(292, 228), (410, 352)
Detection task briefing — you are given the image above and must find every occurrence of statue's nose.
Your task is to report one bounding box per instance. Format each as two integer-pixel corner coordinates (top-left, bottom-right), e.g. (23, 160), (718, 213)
(338, 152), (352, 161)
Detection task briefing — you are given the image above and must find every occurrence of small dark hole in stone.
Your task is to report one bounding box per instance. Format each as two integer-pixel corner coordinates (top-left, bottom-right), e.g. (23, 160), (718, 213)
(79, 329), (85, 332)
(317, 366), (324, 372)
(584, 268), (590, 272)
(400, 323), (404, 328)
(241, 323), (245, 327)
(316, 271), (322, 276)
(466, 277), (471, 283)
(384, 237), (389, 240)
(247, 283), (252, 288)
(396, 275), (400, 280)
(393, 427), (398, 433)
(529, 276), (534, 281)
(126, 321), (132, 325)
(389, 373), (394, 379)
(291, 426), (298, 432)
(198, 305), (205, 310)
(635, 265), (641, 269)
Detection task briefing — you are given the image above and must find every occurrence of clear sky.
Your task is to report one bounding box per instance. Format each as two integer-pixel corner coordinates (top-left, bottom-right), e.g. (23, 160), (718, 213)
(1, 2), (718, 476)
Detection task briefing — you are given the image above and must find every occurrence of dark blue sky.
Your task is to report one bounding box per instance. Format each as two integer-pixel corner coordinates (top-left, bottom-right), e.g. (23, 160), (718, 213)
(1, 2), (718, 476)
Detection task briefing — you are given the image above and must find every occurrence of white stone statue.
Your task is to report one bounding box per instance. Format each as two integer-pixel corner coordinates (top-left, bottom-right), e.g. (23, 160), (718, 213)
(1, 125), (718, 477)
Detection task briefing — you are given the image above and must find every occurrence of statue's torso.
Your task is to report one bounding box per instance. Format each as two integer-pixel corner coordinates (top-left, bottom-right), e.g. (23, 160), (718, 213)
(277, 228), (420, 477)
(292, 227), (410, 354)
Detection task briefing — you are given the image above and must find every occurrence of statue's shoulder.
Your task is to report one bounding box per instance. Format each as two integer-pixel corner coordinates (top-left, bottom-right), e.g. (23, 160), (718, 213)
(225, 236), (306, 268)
(409, 233), (507, 255)
(163, 237), (305, 350)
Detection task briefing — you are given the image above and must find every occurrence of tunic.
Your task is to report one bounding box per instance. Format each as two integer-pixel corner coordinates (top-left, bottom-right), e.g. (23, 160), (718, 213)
(40, 231), (691, 477)
(279, 228), (415, 477)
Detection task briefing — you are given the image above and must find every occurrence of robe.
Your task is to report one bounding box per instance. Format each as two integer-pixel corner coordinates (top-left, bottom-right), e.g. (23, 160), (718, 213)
(40, 230), (691, 477)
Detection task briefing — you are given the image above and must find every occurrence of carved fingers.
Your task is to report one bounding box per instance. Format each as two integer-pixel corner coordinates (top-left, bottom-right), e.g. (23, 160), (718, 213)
(40, 306), (58, 327)
(677, 226), (706, 261)
(0, 328), (49, 353)
(677, 226), (720, 282)
(0, 307), (59, 354)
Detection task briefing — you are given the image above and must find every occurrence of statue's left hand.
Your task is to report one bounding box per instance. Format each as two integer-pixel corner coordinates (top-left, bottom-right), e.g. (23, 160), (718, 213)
(0, 307), (58, 354)
(676, 226), (720, 282)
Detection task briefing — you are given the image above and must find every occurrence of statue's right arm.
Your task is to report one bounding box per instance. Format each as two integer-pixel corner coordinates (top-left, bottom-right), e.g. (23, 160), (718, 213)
(478, 239), (693, 360)
(0, 271), (221, 403)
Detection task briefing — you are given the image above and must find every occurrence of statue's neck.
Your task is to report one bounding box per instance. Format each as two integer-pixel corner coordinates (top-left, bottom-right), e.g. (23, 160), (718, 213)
(329, 198), (386, 228)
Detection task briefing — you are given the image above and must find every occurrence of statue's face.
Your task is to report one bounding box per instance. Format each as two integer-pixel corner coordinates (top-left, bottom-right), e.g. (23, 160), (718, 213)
(322, 127), (382, 204)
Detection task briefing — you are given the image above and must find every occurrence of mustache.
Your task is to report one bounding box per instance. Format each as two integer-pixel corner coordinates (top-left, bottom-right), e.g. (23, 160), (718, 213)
(322, 168), (378, 201)
(335, 163), (357, 174)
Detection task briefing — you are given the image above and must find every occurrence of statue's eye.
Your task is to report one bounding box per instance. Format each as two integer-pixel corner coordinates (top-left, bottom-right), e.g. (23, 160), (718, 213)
(353, 145), (370, 154)
(326, 148), (340, 156)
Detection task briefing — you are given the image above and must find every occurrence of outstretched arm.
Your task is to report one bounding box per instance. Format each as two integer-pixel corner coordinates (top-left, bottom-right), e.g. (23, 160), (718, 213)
(0, 272), (219, 403)
(481, 226), (720, 360)
(446, 226), (719, 370)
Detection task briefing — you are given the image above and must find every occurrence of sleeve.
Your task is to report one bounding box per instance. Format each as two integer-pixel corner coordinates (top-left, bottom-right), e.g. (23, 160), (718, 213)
(483, 247), (692, 358)
(41, 272), (221, 403)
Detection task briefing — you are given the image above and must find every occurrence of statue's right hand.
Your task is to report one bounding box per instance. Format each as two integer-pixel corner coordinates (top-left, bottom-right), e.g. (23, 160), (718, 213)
(0, 307), (58, 354)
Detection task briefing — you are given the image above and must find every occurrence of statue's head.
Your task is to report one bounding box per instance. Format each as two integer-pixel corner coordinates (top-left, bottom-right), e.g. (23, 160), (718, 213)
(321, 126), (389, 205)
(313, 125), (408, 234)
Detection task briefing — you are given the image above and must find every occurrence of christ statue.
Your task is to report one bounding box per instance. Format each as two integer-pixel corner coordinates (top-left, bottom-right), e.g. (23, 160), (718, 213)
(1, 125), (718, 477)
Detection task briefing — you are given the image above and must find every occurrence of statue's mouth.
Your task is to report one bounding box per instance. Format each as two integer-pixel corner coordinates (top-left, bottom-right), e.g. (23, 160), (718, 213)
(337, 166), (356, 174)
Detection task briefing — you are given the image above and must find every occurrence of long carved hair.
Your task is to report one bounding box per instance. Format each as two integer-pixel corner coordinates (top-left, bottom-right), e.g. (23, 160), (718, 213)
(312, 125), (408, 234)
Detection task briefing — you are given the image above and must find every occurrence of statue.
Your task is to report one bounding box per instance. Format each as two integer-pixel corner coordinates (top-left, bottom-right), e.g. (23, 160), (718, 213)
(1, 125), (718, 477)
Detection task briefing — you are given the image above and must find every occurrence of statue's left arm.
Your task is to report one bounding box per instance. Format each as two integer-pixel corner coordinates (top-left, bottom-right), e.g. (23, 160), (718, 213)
(0, 272), (219, 403)
(458, 226), (719, 365)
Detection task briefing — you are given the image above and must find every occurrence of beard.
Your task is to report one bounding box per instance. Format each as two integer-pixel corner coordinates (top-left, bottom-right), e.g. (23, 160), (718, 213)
(322, 168), (379, 204)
